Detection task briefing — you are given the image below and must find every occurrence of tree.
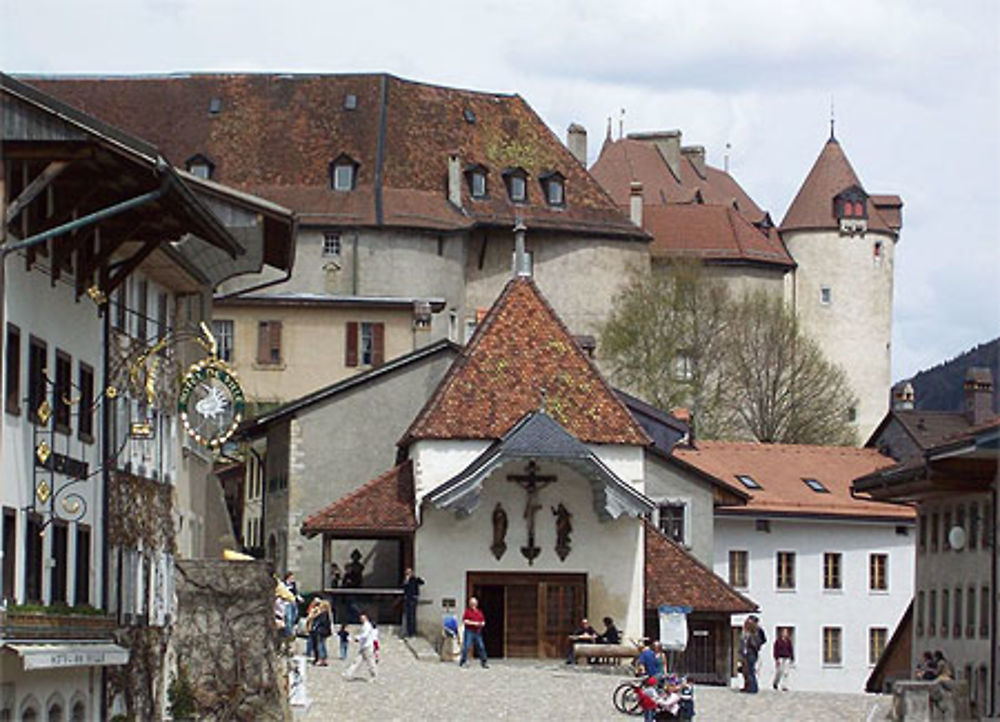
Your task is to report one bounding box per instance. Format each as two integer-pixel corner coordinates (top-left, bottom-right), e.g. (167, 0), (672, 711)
(600, 265), (858, 445)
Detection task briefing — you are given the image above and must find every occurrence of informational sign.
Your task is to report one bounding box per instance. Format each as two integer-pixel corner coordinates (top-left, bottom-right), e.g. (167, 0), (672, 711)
(658, 605), (691, 652)
(177, 357), (245, 448)
(13, 644), (130, 670)
(288, 655), (310, 709)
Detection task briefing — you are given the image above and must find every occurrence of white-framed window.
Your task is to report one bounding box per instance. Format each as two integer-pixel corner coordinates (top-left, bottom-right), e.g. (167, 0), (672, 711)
(869, 627), (888, 665)
(728, 550), (748, 588)
(211, 319), (234, 362)
(656, 501), (689, 546)
(820, 286), (832, 305)
(322, 232), (342, 257)
(471, 171), (487, 198)
(822, 626), (842, 665)
(823, 552), (842, 590)
(333, 164), (354, 191)
(869, 553), (888, 592)
(776, 551), (796, 590)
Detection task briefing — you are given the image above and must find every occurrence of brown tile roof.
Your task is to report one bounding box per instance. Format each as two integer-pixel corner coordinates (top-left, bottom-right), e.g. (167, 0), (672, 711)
(25, 73), (643, 239)
(590, 137), (767, 223)
(890, 410), (984, 452)
(673, 441), (914, 520)
(643, 204), (794, 268)
(780, 138), (898, 234)
(644, 522), (757, 613)
(401, 278), (650, 446)
(301, 461), (416, 537)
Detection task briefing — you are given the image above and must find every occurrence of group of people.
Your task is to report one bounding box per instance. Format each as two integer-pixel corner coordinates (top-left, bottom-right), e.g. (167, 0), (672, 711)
(915, 650), (954, 682)
(738, 616), (795, 693)
(565, 616), (621, 664)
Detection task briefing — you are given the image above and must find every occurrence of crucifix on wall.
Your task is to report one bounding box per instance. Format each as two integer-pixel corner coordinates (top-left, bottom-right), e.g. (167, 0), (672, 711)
(507, 461), (556, 565)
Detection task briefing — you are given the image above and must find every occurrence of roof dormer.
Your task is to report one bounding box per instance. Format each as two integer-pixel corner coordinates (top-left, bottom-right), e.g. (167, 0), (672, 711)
(503, 167), (528, 204)
(185, 153), (215, 180)
(465, 163), (489, 200)
(539, 171), (566, 207)
(834, 184), (868, 235)
(330, 153), (359, 192)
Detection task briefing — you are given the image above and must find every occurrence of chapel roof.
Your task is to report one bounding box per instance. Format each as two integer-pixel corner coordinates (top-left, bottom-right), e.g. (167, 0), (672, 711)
(673, 440), (914, 520)
(23, 73), (644, 239)
(644, 522), (757, 613)
(301, 461), (416, 537)
(400, 277), (651, 447)
(780, 137), (899, 235)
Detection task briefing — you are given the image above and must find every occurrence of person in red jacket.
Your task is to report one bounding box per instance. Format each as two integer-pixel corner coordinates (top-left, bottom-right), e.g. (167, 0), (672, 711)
(772, 628), (794, 691)
(459, 596), (489, 669)
(636, 677), (660, 722)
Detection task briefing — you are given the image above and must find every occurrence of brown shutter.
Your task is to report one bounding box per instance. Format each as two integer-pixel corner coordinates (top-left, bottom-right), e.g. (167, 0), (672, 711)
(372, 323), (385, 367)
(345, 322), (358, 367)
(257, 322), (269, 364)
(270, 321), (282, 363)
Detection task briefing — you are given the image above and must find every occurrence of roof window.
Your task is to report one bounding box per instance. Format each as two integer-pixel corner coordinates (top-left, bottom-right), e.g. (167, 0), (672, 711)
(503, 167), (528, 204)
(465, 164), (488, 199)
(208, 97), (222, 115)
(344, 94), (357, 110)
(803, 478), (830, 493)
(736, 474), (761, 490)
(463, 108), (476, 124)
(540, 171), (566, 207)
(330, 154), (359, 192)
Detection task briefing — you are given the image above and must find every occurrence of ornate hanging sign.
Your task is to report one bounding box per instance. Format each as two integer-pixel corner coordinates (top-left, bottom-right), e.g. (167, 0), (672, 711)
(178, 357), (246, 448)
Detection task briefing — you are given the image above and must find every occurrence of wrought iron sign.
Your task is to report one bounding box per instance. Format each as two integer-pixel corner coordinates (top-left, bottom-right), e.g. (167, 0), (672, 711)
(177, 356), (246, 448)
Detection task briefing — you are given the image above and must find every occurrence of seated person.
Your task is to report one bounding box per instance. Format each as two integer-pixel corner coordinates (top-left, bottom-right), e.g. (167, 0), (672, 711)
(916, 651), (937, 680)
(566, 617), (598, 664)
(597, 616), (621, 645)
(932, 650), (954, 681)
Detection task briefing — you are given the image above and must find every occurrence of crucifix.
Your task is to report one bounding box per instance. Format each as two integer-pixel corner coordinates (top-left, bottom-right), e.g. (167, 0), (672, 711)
(507, 461), (556, 565)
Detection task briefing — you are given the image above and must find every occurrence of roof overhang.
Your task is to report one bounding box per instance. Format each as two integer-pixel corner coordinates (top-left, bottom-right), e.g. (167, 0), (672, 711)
(4, 642), (129, 670)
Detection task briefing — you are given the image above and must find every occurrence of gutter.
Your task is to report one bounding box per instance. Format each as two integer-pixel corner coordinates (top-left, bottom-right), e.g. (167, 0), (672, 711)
(213, 267), (292, 302)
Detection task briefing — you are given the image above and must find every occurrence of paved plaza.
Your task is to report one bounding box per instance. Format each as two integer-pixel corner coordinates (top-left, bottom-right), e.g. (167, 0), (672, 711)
(297, 632), (892, 721)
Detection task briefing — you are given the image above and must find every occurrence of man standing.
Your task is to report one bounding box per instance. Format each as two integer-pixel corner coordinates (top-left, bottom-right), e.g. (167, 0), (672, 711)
(772, 628), (794, 691)
(343, 611), (378, 681)
(401, 568), (425, 638)
(637, 640), (664, 679)
(459, 597), (489, 669)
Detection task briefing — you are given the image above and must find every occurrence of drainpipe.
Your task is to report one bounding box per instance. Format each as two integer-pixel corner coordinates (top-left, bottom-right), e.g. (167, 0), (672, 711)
(352, 234), (359, 295)
(100, 292), (112, 722)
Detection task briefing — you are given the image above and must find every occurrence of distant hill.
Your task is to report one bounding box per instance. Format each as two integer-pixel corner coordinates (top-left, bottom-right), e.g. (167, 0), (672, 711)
(902, 338), (1000, 412)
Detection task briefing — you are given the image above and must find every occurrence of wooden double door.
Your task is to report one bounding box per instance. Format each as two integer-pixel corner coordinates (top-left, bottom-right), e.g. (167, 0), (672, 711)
(468, 572), (586, 659)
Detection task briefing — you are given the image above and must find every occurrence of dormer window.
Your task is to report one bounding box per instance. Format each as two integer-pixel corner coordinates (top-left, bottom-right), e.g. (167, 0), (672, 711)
(330, 154), (359, 192)
(835, 186), (869, 235)
(465, 164), (488, 199)
(185, 154), (215, 180)
(540, 171), (566, 207)
(503, 168), (528, 203)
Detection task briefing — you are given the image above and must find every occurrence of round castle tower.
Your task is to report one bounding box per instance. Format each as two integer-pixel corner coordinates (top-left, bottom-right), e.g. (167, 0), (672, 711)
(780, 131), (903, 442)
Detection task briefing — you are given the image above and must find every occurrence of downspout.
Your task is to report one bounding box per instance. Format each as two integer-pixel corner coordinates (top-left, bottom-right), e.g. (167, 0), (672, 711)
(249, 446), (266, 557)
(100, 294), (111, 722)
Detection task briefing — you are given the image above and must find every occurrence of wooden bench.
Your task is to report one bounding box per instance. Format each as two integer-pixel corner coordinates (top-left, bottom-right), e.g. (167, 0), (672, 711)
(571, 643), (640, 666)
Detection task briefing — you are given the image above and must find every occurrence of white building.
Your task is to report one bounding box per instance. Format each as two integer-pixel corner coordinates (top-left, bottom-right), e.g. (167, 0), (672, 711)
(672, 440), (915, 692)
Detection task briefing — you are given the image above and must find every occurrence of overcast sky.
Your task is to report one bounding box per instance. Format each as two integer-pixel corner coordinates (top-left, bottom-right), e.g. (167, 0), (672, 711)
(3, 0), (998, 381)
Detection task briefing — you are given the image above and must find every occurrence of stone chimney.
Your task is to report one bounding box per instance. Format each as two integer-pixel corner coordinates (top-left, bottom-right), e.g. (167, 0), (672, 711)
(627, 130), (682, 180)
(964, 367), (994, 425)
(567, 123), (587, 166)
(629, 182), (644, 228)
(513, 219), (531, 277)
(447, 154), (462, 208)
(681, 145), (707, 179)
(892, 381), (915, 411)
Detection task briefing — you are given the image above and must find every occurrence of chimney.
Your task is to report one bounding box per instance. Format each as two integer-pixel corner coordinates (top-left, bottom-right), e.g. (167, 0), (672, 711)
(567, 123), (588, 166)
(628, 130), (682, 180)
(513, 219), (531, 277)
(447, 154), (462, 208)
(629, 182), (643, 228)
(964, 367), (994, 425)
(892, 381), (915, 411)
(681, 145), (707, 179)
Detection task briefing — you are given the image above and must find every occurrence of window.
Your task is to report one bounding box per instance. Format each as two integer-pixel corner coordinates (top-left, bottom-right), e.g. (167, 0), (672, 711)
(256, 321), (282, 365)
(75, 525), (91, 605)
(916, 590), (924, 636)
(540, 172), (565, 207)
(823, 552), (842, 590)
(943, 509), (952, 551)
(941, 589), (950, 636)
(157, 292), (168, 338)
(981, 586), (990, 637)
(137, 280), (148, 341)
(54, 350), (71, 434)
(212, 320), (234, 363)
(330, 156), (358, 191)
(953, 587), (962, 637)
(504, 168), (528, 203)
(673, 354), (693, 381)
(967, 585), (976, 638)
(322, 232), (342, 257)
(728, 550), (748, 588)
(822, 627), (842, 665)
(466, 165), (488, 199)
(918, 513), (927, 553)
(658, 503), (686, 545)
(5, 323), (20, 415)
(345, 321), (384, 367)
(78, 364), (94, 443)
(50, 522), (68, 604)
(25, 514), (43, 602)
(869, 627), (887, 665)
(776, 551), (795, 589)
(2, 507), (15, 603)
(28, 336), (47, 424)
(820, 286), (831, 305)
(982, 502), (992, 548)
(969, 503), (979, 550)
(736, 474), (762, 490)
(869, 553), (888, 591)
(846, 406), (857, 423)
(930, 512), (939, 552)
(928, 589), (937, 636)
(804, 478), (830, 493)
(186, 159), (213, 180)
(873, 241), (883, 266)
(755, 519), (770, 533)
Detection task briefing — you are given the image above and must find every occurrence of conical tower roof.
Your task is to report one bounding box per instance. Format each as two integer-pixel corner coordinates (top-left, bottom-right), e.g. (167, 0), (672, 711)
(400, 277), (650, 447)
(780, 137), (892, 233)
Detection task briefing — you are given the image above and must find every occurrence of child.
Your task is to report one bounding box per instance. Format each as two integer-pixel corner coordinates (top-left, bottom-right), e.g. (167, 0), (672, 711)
(636, 677), (660, 722)
(372, 623), (380, 663)
(337, 623), (350, 660)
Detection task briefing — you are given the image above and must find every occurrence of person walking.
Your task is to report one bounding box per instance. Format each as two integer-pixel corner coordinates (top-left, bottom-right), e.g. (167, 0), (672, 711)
(458, 596), (489, 669)
(402, 568), (425, 638)
(772, 628), (794, 691)
(343, 611), (378, 681)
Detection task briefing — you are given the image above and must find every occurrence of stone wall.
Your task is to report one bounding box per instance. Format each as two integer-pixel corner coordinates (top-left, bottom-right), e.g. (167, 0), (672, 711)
(172, 559), (287, 721)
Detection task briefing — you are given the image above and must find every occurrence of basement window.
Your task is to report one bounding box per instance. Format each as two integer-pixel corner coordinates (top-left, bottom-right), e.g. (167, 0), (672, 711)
(803, 478), (830, 493)
(736, 474), (762, 490)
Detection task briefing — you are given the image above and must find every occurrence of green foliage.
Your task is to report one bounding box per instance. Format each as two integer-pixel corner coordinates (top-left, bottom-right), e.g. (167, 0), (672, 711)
(167, 665), (197, 720)
(600, 262), (858, 445)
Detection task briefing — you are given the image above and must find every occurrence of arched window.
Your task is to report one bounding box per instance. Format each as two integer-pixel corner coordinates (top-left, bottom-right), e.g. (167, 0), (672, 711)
(853, 201), (864, 216)
(70, 699), (87, 722)
(842, 201), (853, 217)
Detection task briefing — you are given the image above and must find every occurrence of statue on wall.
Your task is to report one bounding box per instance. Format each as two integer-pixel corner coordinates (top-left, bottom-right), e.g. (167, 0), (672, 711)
(491, 503), (508, 560)
(342, 548), (365, 588)
(552, 503), (572, 561)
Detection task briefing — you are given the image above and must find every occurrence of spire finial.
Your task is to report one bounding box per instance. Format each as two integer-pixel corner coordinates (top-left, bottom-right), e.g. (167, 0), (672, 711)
(606, 116), (612, 141)
(539, 387), (547, 412)
(829, 95), (836, 141)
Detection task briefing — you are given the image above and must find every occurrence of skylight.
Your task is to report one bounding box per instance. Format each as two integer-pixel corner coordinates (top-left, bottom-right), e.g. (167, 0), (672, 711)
(736, 474), (761, 490)
(803, 478), (830, 493)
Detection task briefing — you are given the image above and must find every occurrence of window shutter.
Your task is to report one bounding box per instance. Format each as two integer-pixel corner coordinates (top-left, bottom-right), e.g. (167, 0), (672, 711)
(257, 322), (269, 364)
(270, 321), (282, 363)
(345, 322), (358, 367)
(372, 323), (385, 367)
